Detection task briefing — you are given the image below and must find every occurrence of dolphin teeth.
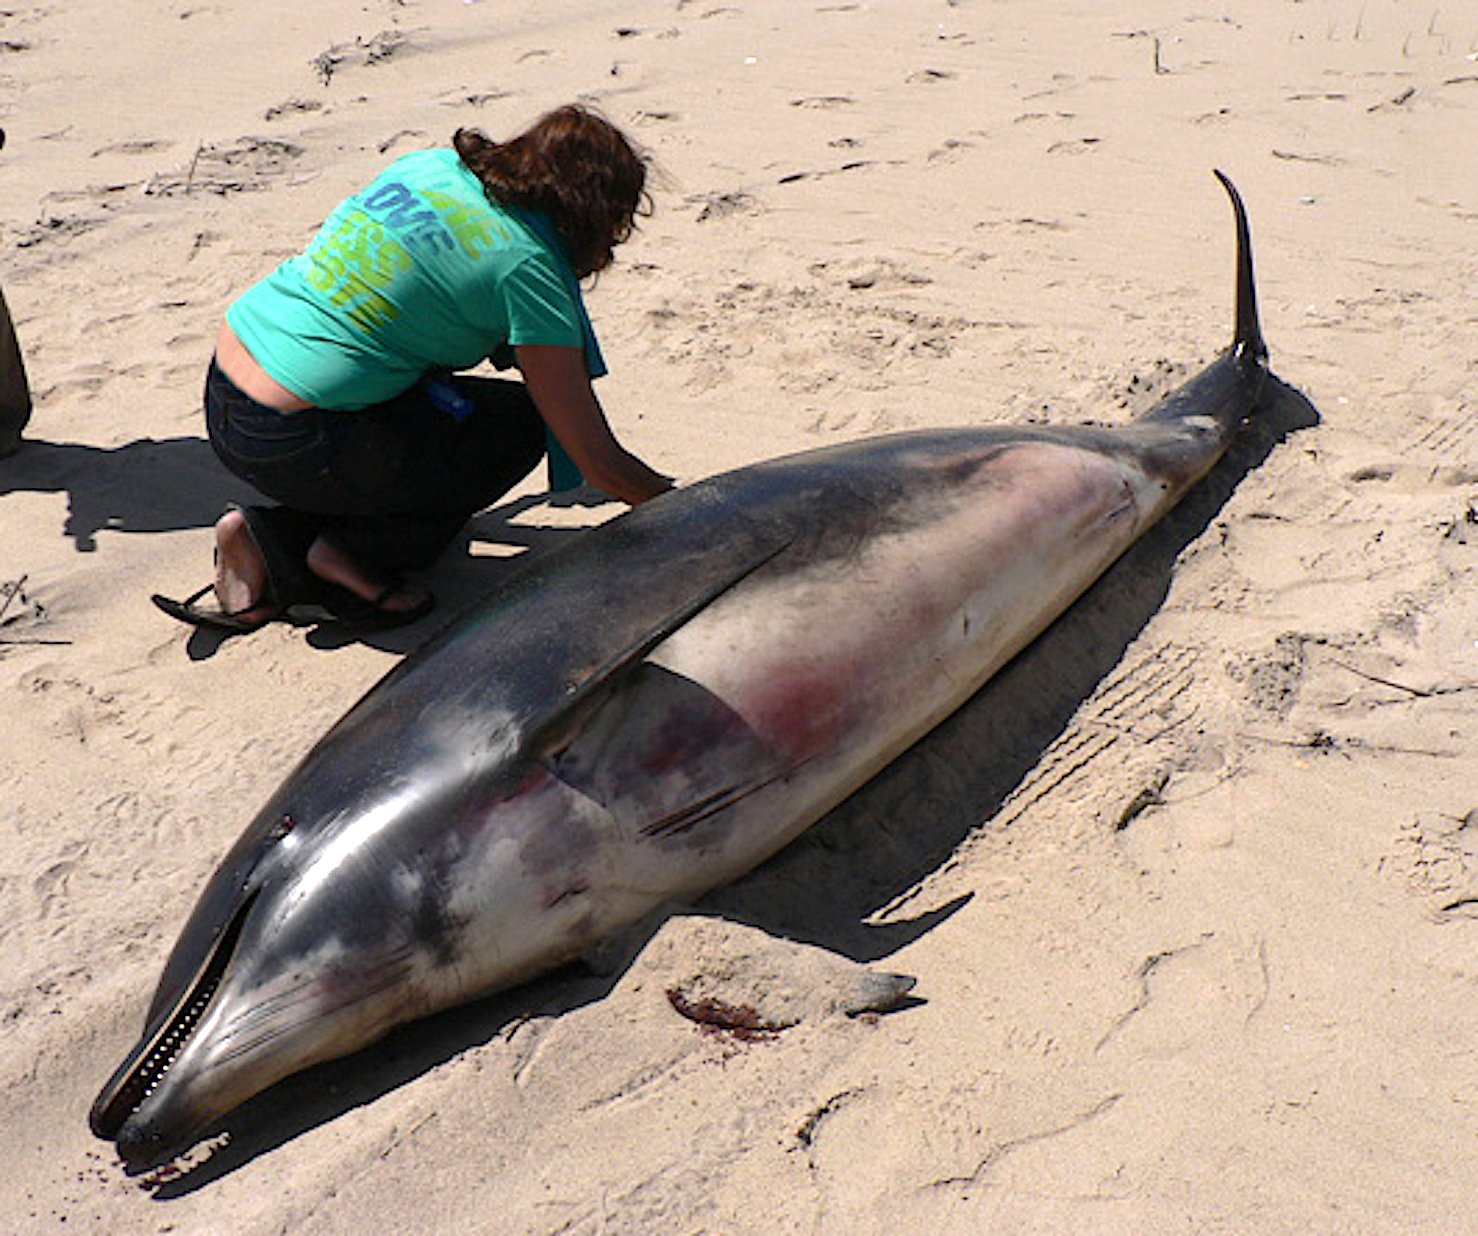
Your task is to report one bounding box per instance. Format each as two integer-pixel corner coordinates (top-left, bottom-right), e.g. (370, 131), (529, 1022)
(89, 889), (261, 1141)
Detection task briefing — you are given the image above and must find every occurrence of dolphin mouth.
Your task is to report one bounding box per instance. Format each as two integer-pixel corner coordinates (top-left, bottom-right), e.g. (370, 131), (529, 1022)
(90, 889), (260, 1146)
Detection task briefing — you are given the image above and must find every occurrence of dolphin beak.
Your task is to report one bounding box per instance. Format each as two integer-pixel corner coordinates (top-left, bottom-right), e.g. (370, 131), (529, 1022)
(90, 889), (261, 1152)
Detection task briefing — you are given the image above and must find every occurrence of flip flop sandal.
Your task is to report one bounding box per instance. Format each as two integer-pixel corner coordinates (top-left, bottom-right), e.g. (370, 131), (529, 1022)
(320, 580), (436, 630)
(152, 503), (326, 634)
(150, 583), (278, 633)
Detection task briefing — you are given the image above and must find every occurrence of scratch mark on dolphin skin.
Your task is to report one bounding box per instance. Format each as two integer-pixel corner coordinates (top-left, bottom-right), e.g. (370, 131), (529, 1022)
(544, 883), (590, 909)
(639, 766), (797, 840)
(641, 785), (742, 838)
(1102, 477), (1137, 525)
(213, 950), (419, 1067)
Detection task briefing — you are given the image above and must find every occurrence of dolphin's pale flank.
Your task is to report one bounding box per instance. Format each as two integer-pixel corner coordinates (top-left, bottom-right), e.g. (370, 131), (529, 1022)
(92, 172), (1271, 1164)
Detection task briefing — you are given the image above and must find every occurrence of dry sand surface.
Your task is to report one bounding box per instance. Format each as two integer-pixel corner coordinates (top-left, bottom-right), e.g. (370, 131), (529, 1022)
(2, 1), (1476, 1232)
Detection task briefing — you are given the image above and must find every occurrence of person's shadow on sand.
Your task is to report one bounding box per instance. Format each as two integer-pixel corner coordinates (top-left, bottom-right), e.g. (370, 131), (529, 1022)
(128, 375), (1319, 1194)
(0, 436), (230, 552)
(0, 435), (605, 655)
(0, 434), (596, 565)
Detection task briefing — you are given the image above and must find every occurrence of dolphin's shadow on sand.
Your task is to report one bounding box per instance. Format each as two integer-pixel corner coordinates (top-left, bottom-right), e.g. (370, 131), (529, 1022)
(144, 377), (1318, 1194)
(720, 375), (1320, 959)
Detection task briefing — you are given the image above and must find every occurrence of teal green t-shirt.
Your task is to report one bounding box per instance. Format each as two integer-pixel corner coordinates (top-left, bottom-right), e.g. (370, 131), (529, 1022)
(227, 148), (605, 410)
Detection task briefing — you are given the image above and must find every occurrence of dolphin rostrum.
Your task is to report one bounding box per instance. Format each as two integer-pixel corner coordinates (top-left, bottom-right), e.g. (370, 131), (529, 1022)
(92, 172), (1270, 1163)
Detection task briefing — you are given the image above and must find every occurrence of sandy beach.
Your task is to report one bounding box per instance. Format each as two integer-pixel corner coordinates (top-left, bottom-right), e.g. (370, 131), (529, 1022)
(2, 1), (1476, 1231)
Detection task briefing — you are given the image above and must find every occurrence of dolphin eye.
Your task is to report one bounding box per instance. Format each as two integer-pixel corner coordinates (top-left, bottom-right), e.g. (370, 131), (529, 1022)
(268, 815), (296, 843)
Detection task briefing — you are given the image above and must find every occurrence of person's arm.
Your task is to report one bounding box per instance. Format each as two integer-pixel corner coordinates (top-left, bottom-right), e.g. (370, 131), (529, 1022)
(515, 344), (674, 505)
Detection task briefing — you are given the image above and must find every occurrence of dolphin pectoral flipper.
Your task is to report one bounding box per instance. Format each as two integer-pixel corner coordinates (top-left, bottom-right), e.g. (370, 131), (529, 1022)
(525, 536), (792, 759)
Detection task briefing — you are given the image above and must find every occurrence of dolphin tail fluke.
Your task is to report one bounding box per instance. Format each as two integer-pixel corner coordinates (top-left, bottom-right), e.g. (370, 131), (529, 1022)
(1213, 169), (1267, 364)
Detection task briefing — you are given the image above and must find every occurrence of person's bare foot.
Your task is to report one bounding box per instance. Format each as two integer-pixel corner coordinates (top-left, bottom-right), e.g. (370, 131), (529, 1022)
(304, 537), (431, 615)
(213, 509), (278, 625)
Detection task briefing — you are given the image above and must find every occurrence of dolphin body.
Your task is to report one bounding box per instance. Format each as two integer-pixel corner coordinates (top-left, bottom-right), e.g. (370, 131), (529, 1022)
(93, 173), (1270, 1163)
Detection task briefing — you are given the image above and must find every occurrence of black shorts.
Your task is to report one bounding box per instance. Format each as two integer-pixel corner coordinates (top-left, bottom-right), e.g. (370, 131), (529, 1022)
(204, 362), (546, 571)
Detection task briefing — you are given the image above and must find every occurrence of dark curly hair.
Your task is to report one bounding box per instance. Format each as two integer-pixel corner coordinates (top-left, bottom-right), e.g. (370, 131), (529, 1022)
(453, 105), (649, 278)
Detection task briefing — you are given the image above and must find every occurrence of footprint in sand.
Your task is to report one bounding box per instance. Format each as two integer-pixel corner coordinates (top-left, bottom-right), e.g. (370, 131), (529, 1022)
(312, 29), (413, 86)
(1048, 136), (1103, 156)
(1381, 810), (1478, 916)
(790, 95), (854, 109)
(377, 129), (428, 154)
(438, 87), (512, 108)
(90, 139), (172, 157)
(143, 137), (305, 198)
(264, 98), (325, 122)
(1409, 403), (1478, 464)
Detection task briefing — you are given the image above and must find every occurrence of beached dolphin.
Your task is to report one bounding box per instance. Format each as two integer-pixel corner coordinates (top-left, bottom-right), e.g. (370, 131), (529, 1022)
(92, 172), (1270, 1164)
